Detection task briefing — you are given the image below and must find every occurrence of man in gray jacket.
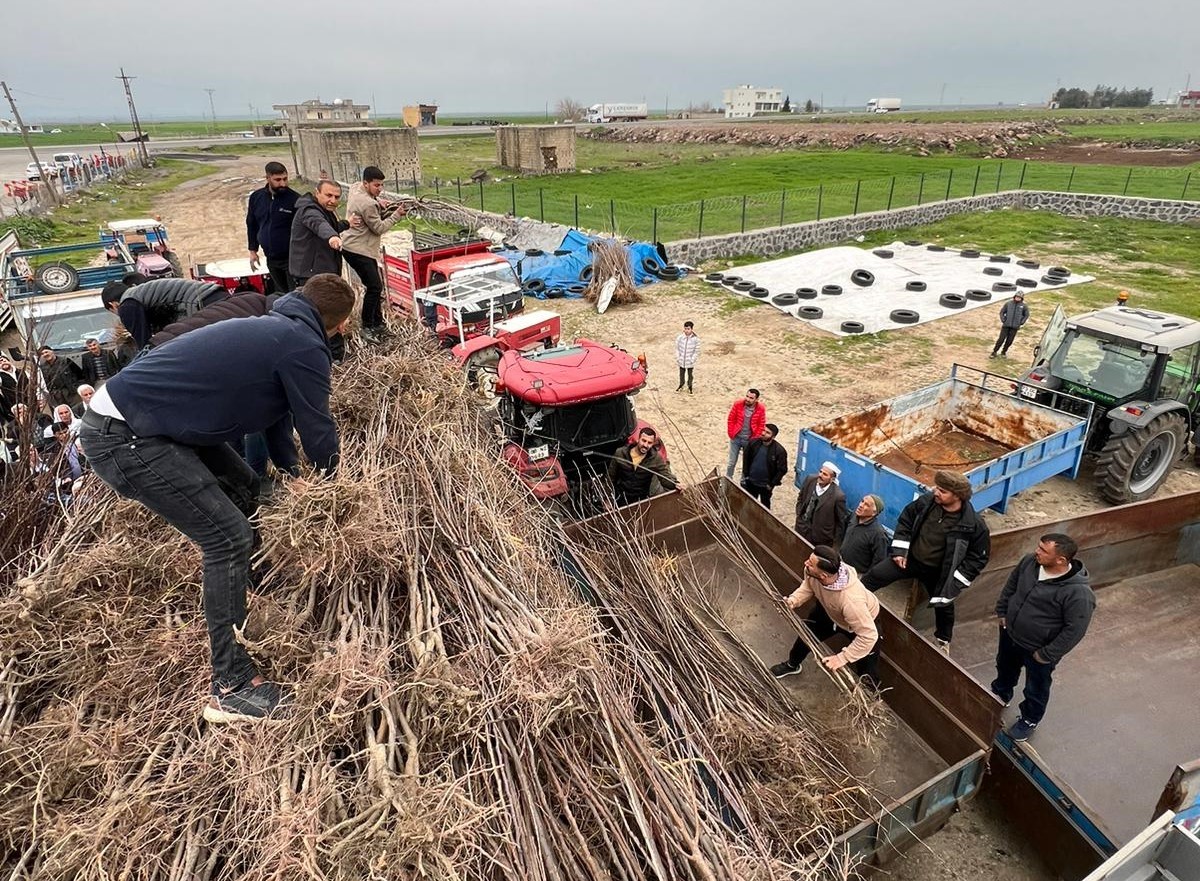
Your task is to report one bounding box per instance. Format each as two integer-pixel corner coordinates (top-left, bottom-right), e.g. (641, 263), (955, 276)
(341, 166), (405, 343)
(990, 292), (1029, 359)
(992, 533), (1094, 742)
(288, 180), (350, 287)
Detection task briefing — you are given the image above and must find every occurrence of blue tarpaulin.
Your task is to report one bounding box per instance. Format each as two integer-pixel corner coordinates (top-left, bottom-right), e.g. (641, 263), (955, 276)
(499, 231), (680, 299)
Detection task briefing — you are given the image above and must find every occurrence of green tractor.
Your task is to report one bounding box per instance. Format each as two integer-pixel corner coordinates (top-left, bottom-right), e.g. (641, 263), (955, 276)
(1020, 305), (1200, 504)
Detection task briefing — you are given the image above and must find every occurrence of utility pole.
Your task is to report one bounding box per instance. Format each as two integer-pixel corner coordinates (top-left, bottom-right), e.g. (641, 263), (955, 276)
(116, 68), (150, 167)
(939, 82), (947, 107)
(205, 88), (217, 136)
(1, 80), (61, 206)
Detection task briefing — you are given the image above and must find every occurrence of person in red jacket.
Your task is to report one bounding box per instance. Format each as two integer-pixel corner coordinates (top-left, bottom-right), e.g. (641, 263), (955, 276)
(725, 387), (765, 478)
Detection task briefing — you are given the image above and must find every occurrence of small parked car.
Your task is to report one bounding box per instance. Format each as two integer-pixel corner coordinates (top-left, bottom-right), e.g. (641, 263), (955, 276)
(25, 162), (58, 181)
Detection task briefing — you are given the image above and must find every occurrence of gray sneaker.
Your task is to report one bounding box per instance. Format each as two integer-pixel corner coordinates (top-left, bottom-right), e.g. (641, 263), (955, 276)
(204, 680), (288, 724)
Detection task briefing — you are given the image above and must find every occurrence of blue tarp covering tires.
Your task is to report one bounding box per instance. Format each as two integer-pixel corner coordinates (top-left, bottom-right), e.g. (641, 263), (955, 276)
(499, 231), (681, 299)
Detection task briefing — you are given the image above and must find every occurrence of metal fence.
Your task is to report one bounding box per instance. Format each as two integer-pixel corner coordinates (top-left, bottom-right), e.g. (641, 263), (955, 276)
(390, 161), (1198, 242)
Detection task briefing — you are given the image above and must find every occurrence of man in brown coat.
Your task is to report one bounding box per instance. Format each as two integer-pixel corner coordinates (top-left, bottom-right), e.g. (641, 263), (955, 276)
(341, 166), (406, 343)
(794, 460), (848, 547)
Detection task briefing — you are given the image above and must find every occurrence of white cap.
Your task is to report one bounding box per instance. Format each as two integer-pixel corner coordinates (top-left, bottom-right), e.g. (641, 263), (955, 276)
(821, 460), (841, 476)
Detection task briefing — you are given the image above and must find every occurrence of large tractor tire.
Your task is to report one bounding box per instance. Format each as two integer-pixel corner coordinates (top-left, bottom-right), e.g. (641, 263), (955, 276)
(1094, 412), (1187, 504)
(164, 250), (184, 277)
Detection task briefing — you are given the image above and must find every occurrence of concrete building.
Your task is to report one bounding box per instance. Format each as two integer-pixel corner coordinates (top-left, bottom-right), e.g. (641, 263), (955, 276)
(495, 125), (576, 174)
(722, 85), (784, 119)
(272, 98), (372, 128)
(402, 104), (439, 127)
(1177, 90), (1200, 110)
(295, 127), (420, 187)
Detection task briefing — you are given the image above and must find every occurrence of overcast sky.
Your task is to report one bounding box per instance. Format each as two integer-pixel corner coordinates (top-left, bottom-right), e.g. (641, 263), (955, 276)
(4, 0), (1194, 121)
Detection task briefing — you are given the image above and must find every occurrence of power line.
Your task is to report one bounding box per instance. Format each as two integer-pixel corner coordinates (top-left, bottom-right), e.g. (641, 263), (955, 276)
(116, 68), (150, 167)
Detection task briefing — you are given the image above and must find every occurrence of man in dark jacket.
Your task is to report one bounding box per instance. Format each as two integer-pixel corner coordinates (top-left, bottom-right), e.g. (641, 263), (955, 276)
(794, 461), (848, 547)
(740, 422), (787, 509)
(245, 161), (299, 294)
(37, 346), (85, 407)
(841, 493), (889, 575)
(79, 274), (355, 725)
(608, 427), (678, 507)
(288, 180), (350, 286)
(992, 533), (1094, 742)
(862, 470), (990, 653)
(990, 292), (1029, 359)
(101, 277), (228, 350)
(80, 337), (123, 385)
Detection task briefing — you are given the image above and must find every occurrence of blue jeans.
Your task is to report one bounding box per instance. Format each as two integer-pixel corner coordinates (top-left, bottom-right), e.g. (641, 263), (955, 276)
(991, 627), (1057, 724)
(726, 437), (748, 478)
(80, 418), (261, 691)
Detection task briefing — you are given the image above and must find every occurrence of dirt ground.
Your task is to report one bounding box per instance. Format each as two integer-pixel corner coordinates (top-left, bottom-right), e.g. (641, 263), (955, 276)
(1011, 141), (1200, 166)
(153, 159), (1198, 880)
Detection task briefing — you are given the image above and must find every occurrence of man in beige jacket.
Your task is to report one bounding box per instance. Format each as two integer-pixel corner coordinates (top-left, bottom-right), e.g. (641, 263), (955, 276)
(770, 545), (882, 687)
(341, 165), (405, 343)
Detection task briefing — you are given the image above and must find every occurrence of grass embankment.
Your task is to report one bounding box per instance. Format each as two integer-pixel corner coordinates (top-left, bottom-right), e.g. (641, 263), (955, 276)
(1, 160), (214, 254)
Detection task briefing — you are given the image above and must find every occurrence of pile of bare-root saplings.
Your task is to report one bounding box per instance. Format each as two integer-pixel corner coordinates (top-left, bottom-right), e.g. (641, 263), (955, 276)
(1, 328), (883, 881)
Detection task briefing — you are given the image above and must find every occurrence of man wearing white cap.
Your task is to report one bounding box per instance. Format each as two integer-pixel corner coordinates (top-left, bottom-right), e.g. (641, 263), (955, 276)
(794, 461), (848, 547)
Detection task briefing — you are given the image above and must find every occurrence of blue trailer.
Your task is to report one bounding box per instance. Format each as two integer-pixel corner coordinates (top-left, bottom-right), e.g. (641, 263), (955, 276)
(796, 363), (1094, 530)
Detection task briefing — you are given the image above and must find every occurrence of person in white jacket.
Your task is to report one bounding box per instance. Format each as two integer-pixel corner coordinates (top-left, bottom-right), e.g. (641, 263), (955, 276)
(675, 321), (700, 393)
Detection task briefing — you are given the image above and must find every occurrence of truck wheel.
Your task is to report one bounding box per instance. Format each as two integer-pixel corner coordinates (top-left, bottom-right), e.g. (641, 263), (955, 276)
(164, 250), (184, 277)
(1094, 412), (1187, 504)
(34, 261), (80, 294)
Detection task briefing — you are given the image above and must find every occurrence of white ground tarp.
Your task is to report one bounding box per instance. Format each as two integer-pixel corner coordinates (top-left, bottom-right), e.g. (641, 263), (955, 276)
(720, 242), (1093, 336)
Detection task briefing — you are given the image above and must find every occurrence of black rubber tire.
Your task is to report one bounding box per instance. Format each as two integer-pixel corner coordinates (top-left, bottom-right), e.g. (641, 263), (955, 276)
(165, 251), (184, 277)
(904, 240), (923, 246)
(567, 284), (586, 295)
(733, 280), (756, 292)
(890, 309), (920, 324)
(579, 265), (594, 282)
(642, 257), (663, 274)
(545, 288), (563, 299)
(926, 245), (946, 252)
(796, 287), (818, 299)
(1017, 259), (1040, 270)
(704, 272), (725, 283)
(656, 266), (682, 280)
(821, 284), (843, 296)
(905, 281), (927, 292)
(983, 266), (1004, 276)
(850, 269), (875, 287)
(841, 320), (866, 334)
(989, 255), (1012, 263)
(524, 278), (546, 293)
(1016, 277), (1038, 288)
(721, 275), (742, 287)
(873, 249), (894, 258)
(525, 248), (544, 257)
(939, 293), (967, 309)
(1040, 274), (1067, 286)
(992, 282), (1017, 293)
(34, 261), (80, 295)
(1094, 412), (1187, 503)
(1047, 266), (1070, 278)
(796, 306), (824, 320)
(960, 249), (981, 258)
(966, 289), (992, 301)
(771, 291), (798, 305)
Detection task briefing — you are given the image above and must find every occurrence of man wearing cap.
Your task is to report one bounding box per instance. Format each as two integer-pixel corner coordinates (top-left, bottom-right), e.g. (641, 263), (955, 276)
(740, 422), (788, 509)
(862, 470), (990, 653)
(794, 461), (848, 548)
(990, 293), (1029, 359)
(770, 545), (882, 688)
(841, 494), (889, 575)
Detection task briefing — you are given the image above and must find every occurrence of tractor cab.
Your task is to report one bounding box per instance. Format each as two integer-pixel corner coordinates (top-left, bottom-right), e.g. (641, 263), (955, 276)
(494, 340), (654, 511)
(1022, 305), (1200, 502)
(101, 219), (182, 279)
(413, 256), (524, 346)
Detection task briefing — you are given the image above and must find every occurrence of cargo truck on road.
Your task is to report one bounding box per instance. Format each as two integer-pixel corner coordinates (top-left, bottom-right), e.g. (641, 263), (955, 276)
(584, 103), (648, 123)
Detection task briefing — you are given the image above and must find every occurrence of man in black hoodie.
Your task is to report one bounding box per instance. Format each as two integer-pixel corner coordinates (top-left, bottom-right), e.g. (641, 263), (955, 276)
(993, 533), (1094, 742)
(246, 161), (299, 294)
(79, 274), (355, 725)
(288, 180), (350, 287)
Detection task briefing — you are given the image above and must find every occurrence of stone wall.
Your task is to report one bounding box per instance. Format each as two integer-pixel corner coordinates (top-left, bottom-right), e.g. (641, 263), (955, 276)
(665, 190), (1200, 262)
(296, 127), (420, 185)
(496, 126), (576, 174)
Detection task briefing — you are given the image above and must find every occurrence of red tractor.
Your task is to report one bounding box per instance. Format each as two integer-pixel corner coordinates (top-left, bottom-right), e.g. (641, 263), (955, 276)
(494, 339), (663, 514)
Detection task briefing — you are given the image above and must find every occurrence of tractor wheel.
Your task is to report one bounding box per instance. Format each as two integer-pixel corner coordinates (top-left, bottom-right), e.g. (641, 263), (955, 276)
(165, 250), (183, 277)
(1094, 412), (1186, 504)
(34, 261), (80, 294)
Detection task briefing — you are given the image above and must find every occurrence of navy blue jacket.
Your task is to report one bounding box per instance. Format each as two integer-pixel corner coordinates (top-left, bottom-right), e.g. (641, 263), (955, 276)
(106, 293), (339, 473)
(246, 184), (299, 260)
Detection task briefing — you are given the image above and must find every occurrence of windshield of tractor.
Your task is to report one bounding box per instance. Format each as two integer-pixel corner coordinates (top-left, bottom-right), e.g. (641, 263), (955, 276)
(1049, 332), (1155, 400)
(508, 396), (635, 454)
(451, 263), (519, 294)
